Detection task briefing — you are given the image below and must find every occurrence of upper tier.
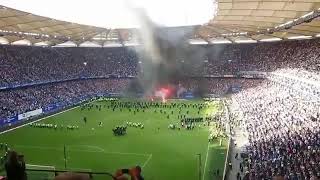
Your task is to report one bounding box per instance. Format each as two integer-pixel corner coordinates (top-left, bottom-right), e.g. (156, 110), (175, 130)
(0, 38), (319, 88)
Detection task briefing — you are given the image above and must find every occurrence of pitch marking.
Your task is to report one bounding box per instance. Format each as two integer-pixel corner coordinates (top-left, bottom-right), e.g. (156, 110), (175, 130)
(202, 142), (210, 180)
(0, 100), (96, 135)
(15, 145), (150, 157)
(142, 154), (153, 168)
(68, 145), (105, 152)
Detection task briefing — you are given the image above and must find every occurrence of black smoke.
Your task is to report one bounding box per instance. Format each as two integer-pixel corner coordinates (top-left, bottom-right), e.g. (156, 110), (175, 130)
(126, 8), (207, 97)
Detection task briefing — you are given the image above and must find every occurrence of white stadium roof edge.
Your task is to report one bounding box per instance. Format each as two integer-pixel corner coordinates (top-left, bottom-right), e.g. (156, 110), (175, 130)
(0, 1), (320, 47)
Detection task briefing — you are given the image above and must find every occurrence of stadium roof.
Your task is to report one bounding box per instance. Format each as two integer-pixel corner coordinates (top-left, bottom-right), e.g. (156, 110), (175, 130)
(0, 0), (320, 46)
(196, 0), (320, 43)
(0, 6), (108, 46)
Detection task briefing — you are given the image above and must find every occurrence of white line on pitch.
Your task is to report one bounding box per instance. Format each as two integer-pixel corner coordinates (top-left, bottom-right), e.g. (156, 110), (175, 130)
(67, 167), (92, 172)
(1, 107), (76, 135)
(26, 163), (55, 169)
(68, 145), (105, 152)
(15, 145), (60, 151)
(0, 100), (97, 135)
(202, 142), (210, 180)
(15, 144), (150, 156)
(100, 151), (150, 156)
(142, 154), (152, 168)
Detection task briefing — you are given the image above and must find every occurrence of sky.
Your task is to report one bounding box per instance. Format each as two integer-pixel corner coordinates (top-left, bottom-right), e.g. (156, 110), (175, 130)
(1, 0), (216, 28)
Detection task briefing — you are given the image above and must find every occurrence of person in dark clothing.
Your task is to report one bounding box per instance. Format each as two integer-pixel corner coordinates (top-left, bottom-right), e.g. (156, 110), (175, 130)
(5, 151), (27, 180)
(237, 172), (241, 180)
(83, 117), (87, 124)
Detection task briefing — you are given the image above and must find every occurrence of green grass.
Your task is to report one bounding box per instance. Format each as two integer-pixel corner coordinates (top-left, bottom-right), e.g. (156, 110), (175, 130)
(0, 99), (227, 180)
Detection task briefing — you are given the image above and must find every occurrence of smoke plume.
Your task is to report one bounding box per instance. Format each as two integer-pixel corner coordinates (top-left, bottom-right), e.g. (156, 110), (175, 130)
(126, 7), (207, 97)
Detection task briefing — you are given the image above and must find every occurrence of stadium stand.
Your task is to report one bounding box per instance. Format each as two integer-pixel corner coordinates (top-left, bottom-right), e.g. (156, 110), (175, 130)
(0, 45), (319, 179)
(205, 39), (320, 77)
(1, 38), (320, 121)
(2, 38), (319, 87)
(0, 20), (319, 180)
(0, 46), (138, 88)
(0, 79), (130, 120)
(230, 80), (320, 179)
(1, 1), (320, 180)
(0, 38), (319, 87)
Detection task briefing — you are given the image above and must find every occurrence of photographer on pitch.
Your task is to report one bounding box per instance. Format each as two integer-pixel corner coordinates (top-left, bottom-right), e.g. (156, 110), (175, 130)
(5, 151), (27, 180)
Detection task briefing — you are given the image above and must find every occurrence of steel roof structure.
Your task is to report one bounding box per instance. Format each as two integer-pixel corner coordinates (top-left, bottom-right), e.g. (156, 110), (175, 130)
(196, 0), (320, 43)
(0, 1), (320, 46)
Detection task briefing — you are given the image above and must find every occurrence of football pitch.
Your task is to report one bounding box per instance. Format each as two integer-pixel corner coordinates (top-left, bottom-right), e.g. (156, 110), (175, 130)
(0, 99), (227, 180)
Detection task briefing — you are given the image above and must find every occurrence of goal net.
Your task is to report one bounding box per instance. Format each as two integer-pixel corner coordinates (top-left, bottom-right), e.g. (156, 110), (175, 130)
(26, 164), (56, 180)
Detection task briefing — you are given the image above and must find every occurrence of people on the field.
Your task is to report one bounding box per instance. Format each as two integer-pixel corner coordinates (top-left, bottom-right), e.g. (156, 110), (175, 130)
(126, 122), (144, 129)
(112, 126), (127, 136)
(168, 124), (176, 129)
(29, 123), (78, 130)
(83, 117), (87, 124)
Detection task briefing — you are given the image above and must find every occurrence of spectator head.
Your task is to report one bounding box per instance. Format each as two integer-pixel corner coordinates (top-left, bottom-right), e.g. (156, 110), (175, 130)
(7, 150), (19, 165)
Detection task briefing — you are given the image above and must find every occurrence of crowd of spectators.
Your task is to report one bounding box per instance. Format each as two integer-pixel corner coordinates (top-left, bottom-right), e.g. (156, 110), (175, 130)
(204, 39), (320, 81)
(1, 39), (319, 88)
(231, 79), (320, 179)
(0, 77), (263, 119)
(0, 46), (138, 87)
(1, 39), (318, 119)
(0, 38), (319, 179)
(0, 79), (130, 119)
(177, 78), (264, 95)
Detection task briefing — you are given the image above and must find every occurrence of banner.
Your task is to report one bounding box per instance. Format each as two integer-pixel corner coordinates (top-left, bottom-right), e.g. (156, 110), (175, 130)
(223, 75), (235, 78)
(0, 118), (5, 126)
(109, 93), (122, 97)
(0, 95), (112, 128)
(43, 104), (58, 113)
(183, 92), (194, 99)
(1, 115), (18, 127)
(238, 71), (267, 78)
(204, 94), (220, 98)
(203, 75), (222, 78)
(18, 108), (43, 120)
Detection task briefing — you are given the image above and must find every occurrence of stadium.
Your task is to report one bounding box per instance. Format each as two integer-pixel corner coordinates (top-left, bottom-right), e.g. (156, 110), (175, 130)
(0, 0), (319, 180)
